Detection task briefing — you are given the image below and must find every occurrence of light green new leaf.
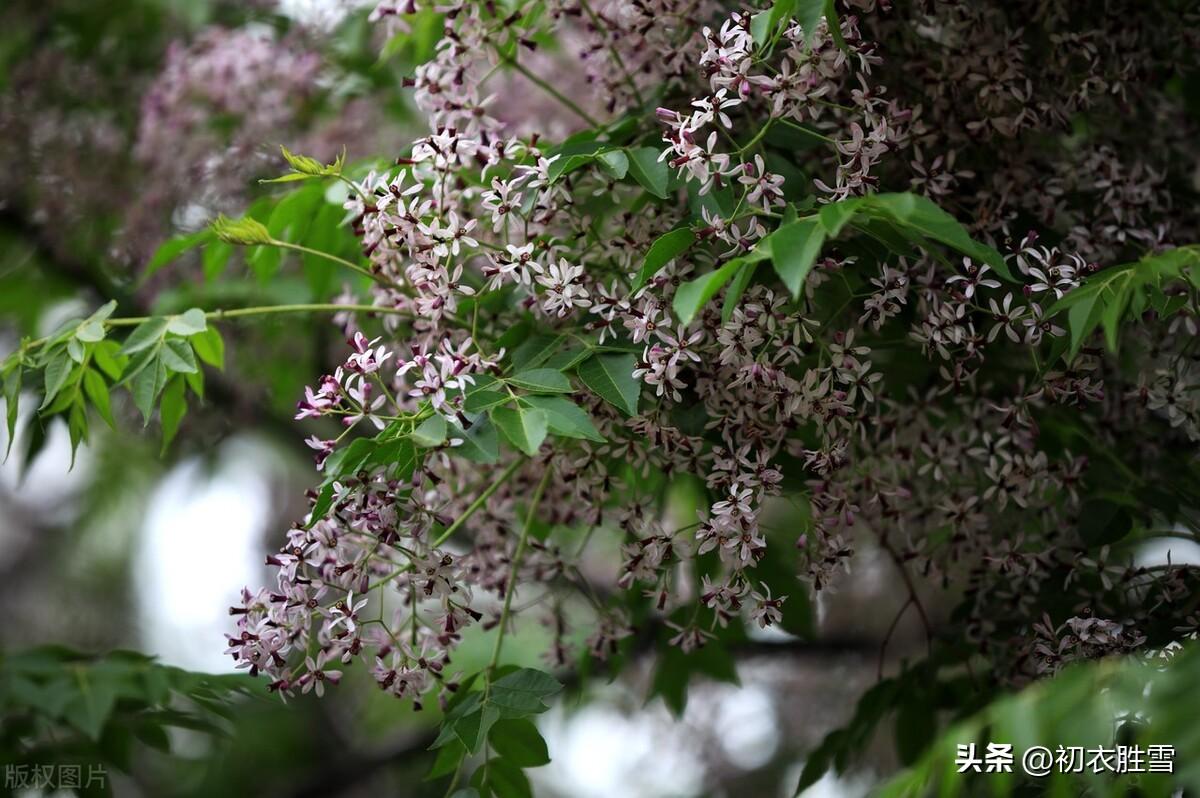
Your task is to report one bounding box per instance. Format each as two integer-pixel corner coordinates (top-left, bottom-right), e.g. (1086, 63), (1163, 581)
(577, 353), (640, 415)
(167, 308), (207, 336)
(191, 327), (225, 369)
(491, 405), (548, 456)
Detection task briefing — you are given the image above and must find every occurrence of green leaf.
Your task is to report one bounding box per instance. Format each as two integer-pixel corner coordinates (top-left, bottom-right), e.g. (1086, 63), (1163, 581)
(507, 368), (572, 394)
(672, 259), (744, 326)
(455, 704), (501, 754)
(167, 308), (207, 336)
(1066, 292), (1102, 361)
(625, 146), (669, 199)
(143, 230), (212, 280)
(120, 317), (170, 356)
(633, 228), (695, 292)
(750, 10), (774, 45)
(596, 149), (629, 179)
(894, 690), (937, 765)
(63, 665), (118, 740)
(66, 337), (85, 364)
(160, 377), (187, 452)
(472, 757), (533, 798)
(76, 304), (115, 343)
(522, 396), (604, 442)
(412, 414), (448, 447)
(489, 668), (562, 716)
(818, 197), (863, 236)
(489, 718), (550, 767)
(4, 366), (20, 458)
(465, 389), (510, 414)
(40, 353), (74, 411)
(211, 215), (273, 246)
(454, 416), (500, 464)
(863, 193), (1014, 282)
(82, 369), (115, 429)
(426, 740), (467, 780)
(161, 338), (199, 374)
(721, 260), (759, 323)
(75, 320), (105, 343)
(322, 437), (377, 479)
(769, 217), (826, 298)
(305, 484), (336, 530)
(131, 357), (166, 424)
(191, 327), (226, 369)
(510, 333), (564, 371)
(92, 341), (126, 381)
(794, 0), (826, 44)
(1078, 499), (1133, 547)
(650, 642), (739, 717)
(491, 405), (548, 456)
(577, 353), (640, 416)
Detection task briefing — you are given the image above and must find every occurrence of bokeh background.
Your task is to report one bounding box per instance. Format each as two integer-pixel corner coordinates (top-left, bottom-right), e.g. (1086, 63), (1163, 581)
(0, 1), (1083, 795)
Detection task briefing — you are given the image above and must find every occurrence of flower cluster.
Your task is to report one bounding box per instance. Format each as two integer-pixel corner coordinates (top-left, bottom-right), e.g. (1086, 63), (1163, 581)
(226, 0), (1200, 703)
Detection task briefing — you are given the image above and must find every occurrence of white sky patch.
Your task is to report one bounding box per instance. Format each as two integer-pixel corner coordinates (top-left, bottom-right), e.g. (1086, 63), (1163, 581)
(135, 439), (274, 672)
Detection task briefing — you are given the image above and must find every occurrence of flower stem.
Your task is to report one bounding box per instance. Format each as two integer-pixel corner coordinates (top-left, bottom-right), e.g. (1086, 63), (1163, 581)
(431, 457), (526, 548)
(486, 466), (553, 681)
(271, 240), (400, 290)
(14, 304), (410, 357)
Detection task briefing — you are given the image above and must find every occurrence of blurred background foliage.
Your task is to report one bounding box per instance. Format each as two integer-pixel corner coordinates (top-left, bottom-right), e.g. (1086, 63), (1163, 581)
(1, 1), (1199, 797)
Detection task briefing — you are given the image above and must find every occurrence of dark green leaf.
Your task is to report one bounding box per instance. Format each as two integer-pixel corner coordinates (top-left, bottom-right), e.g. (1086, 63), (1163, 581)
(160, 377), (187, 452)
(507, 368), (572, 394)
(489, 718), (550, 767)
(489, 668), (562, 716)
(577, 353), (640, 415)
(633, 228), (695, 292)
